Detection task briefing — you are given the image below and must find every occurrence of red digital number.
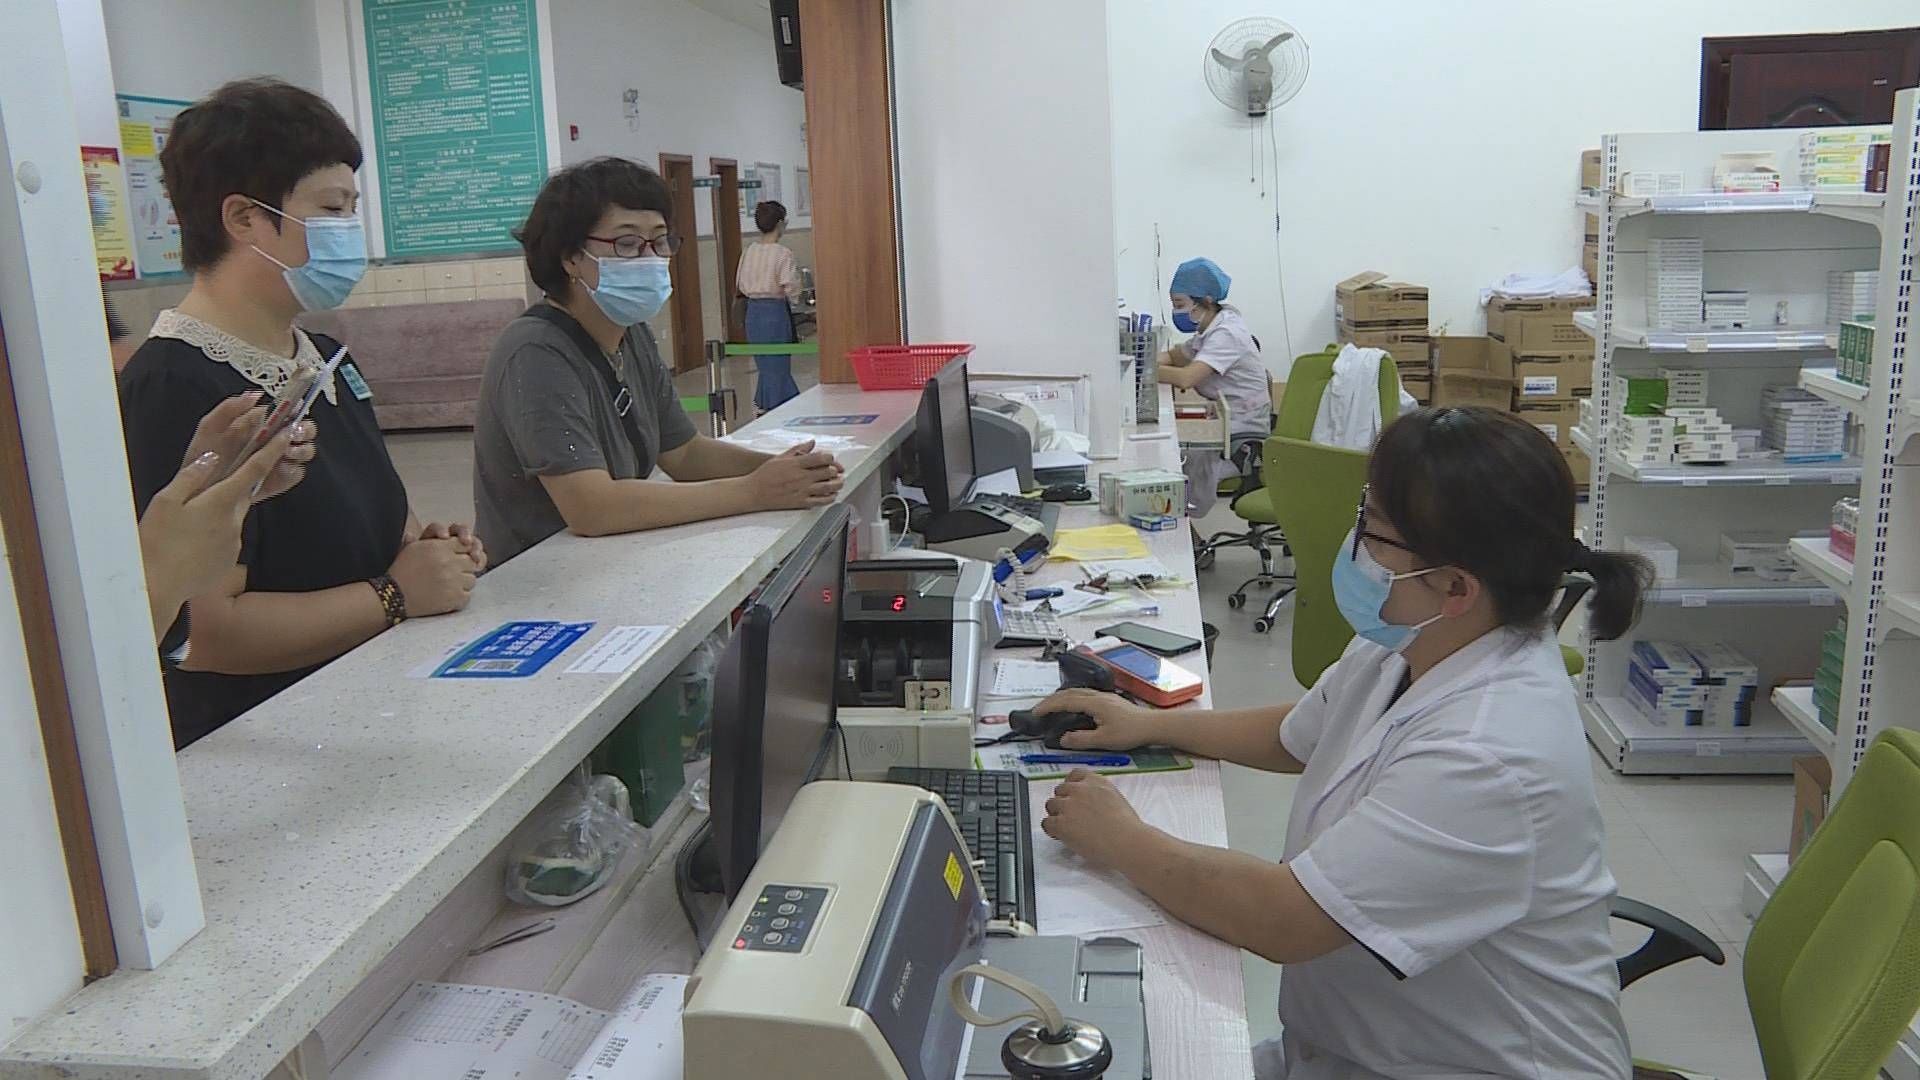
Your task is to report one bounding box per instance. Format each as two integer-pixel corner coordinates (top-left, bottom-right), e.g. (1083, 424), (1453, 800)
(892, 594), (907, 612)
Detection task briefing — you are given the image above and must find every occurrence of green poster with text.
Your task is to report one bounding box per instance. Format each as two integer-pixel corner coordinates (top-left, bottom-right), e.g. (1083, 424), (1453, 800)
(364, 0), (548, 257)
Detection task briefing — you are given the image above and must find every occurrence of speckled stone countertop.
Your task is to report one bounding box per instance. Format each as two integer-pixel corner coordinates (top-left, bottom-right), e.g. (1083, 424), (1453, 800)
(0, 386), (919, 1080)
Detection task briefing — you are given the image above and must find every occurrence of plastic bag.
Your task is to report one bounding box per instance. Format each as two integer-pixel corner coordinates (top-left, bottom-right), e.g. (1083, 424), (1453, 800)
(505, 766), (645, 907)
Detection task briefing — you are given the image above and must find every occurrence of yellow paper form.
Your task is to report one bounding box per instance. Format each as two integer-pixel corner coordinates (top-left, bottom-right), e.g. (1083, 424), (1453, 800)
(1048, 524), (1150, 562)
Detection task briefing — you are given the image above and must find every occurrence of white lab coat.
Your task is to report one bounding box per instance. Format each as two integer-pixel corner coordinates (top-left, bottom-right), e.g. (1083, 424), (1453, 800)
(1259, 628), (1631, 1080)
(1309, 344), (1417, 451)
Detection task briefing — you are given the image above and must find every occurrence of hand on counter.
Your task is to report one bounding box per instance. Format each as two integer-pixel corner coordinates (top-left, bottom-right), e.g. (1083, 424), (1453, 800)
(1032, 688), (1161, 751)
(1041, 768), (1149, 870)
(747, 440), (844, 510)
(389, 535), (478, 617)
(420, 521), (488, 573)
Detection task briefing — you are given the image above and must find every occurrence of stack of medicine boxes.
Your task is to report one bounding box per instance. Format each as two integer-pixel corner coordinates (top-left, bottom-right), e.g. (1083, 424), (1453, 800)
(1815, 617), (1847, 734)
(1761, 385), (1848, 461)
(1628, 640), (1760, 728)
(1648, 238), (1704, 329)
(1669, 406), (1737, 464)
(1798, 130), (1891, 190)
(1828, 270), (1877, 327)
(1837, 318), (1875, 387)
(1611, 376), (1673, 466)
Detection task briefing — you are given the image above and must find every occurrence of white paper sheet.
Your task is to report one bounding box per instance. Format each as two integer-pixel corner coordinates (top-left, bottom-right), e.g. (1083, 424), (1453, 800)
(895, 480), (928, 506)
(1031, 830), (1169, 937)
(564, 625), (670, 675)
(1031, 449), (1092, 471)
(972, 467), (1024, 497)
(567, 975), (688, 1080)
(987, 658), (1062, 698)
(1080, 557), (1172, 582)
(1015, 590), (1113, 618)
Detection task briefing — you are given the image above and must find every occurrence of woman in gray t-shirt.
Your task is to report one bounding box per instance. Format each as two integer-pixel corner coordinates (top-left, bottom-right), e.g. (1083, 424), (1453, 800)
(472, 158), (844, 565)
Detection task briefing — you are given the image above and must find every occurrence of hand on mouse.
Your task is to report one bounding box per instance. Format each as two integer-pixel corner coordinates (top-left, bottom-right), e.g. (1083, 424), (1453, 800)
(1031, 687), (1161, 751)
(1041, 769), (1146, 869)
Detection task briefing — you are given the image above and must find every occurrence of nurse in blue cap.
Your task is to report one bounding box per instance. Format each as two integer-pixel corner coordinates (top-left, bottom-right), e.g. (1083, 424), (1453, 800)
(1158, 257), (1272, 516)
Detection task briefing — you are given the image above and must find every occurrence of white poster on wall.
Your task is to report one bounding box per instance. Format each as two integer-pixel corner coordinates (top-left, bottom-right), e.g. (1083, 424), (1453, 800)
(754, 162), (782, 209)
(796, 166), (811, 217)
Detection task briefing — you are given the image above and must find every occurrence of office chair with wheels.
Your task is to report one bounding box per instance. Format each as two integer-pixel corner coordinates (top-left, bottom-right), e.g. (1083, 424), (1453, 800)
(1250, 352), (1401, 650)
(1610, 727), (1920, 1079)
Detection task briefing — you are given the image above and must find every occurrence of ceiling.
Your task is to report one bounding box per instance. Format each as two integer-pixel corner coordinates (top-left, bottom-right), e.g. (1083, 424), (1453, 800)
(682, 0), (772, 37)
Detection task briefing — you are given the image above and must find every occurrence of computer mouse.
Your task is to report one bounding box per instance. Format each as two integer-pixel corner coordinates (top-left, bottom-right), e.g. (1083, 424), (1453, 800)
(1008, 708), (1098, 749)
(1041, 483), (1094, 503)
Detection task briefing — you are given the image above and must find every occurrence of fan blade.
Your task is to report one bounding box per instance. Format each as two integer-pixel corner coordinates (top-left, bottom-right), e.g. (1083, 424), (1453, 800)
(1256, 31), (1294, 57)
(1210, 46), (1248, 71)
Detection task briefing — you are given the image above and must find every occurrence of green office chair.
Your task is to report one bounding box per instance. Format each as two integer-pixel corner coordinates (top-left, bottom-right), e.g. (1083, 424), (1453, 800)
(1246, 352), (1400, 666)
(1616, 727), (1920, 1079)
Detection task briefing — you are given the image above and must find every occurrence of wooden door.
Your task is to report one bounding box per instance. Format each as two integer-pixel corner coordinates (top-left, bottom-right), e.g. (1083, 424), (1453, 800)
(657, 154), (705, 374)
(710, 158), (744, 343)
(1702, 29), (1920, 129)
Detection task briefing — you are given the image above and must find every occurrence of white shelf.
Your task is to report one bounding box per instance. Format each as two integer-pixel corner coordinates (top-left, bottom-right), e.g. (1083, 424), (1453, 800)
(1576, 188), (1884, 226)
(1583, 696), (1815, 774)
(1575, 310), (1838, 353)
(1742, 851), (1790, 919)
(1646, 564), (1838, 608)
(1798, 367), (1869, 416)
(1885, 592), (1920, 640)
(1772, 685), (1835, 753)
(1571, 427), (1861, 487)
(1788, 536), (1854, 596)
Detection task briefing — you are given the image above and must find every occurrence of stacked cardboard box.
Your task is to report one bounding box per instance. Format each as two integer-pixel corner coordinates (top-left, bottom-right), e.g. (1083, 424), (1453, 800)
(1490, 296), (1593, 415)
(1838, 318), (1875, 385)
(1428, 336), (1512, 412)
(1580, 149), (1603, 191)
(1798, 129), (1891, 191)
(1761, 385), (1848, 460)
(1336, 272), (1430, 399)
(1828, 270), (1877, 327)
(1647, 238), (1704, 329)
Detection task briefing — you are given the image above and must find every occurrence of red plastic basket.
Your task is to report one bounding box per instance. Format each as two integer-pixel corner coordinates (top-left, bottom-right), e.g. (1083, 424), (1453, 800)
(847, 343), (975, 391)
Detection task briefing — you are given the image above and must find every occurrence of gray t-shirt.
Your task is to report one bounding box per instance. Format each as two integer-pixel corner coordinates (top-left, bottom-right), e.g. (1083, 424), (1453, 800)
(473, 306), (698, 564)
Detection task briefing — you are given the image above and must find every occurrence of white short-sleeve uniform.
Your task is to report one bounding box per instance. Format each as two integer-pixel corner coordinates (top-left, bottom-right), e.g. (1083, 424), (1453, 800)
(1261, 628), (1630, 1080)
(1180, 306), (1271, 515)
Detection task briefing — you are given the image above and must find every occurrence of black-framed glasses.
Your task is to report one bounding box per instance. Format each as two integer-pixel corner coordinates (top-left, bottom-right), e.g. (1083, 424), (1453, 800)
(586, 233), (682, 258)
(1351, 483), (1418, 561)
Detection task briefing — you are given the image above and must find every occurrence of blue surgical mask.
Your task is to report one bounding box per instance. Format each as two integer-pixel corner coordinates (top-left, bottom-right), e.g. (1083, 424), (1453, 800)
(250, 201), (367, 312)
(1171, 309), (1198, 334)
(587, 255), (673, 326)
(1332, 527), (1444, 652)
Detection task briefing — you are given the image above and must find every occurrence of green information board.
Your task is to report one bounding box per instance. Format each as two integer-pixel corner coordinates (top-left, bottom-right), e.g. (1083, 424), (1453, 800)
(363, 0), (549, 257)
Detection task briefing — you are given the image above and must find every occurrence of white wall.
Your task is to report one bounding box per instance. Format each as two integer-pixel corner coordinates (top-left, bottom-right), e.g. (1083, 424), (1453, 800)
(548, 0), (808, 238)
(1108, 0), (1920, 377)
(892, 0), (1120, 379)
(101, 0), (322, 100)
(0, 531), (85, 1043)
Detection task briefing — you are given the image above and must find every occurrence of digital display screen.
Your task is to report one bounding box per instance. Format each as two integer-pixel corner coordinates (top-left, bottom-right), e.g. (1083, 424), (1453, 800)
(1100, 644), (1163, 681)
(860, 593), (911, 613)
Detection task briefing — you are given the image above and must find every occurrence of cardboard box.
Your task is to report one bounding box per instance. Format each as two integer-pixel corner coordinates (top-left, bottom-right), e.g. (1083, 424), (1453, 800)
(1584, 213), (1600, 243)
(1580, 148), (1603, 191)
(1511, 355), (1592, 402)
(1402, 375), (1432, 405)
(1486, 295), (1592, 340)
(1429, 335), (1513, 411)
(1788, 753), (1833, 864)
(1582, 242), (1598, 283)
(1502, 312), (1595, 355)
(1337, 325), (1430, 371)
(1563, 445), (1592, 487)
(1515, 401), (1579, 448)
(1336, 271), (1429, 328)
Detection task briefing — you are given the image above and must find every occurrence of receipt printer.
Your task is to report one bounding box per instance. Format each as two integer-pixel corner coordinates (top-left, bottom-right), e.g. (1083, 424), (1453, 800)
(971, 391), (1041, 491)
(683, 781), (989, 1079)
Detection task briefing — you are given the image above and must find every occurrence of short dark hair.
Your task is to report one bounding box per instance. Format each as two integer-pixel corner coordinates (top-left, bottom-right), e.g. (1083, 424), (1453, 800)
(159, 79), (362, 271)
(1370, 407), (1652, 641)
(754, 200), (787, 235)
(516, 157), (674, 297)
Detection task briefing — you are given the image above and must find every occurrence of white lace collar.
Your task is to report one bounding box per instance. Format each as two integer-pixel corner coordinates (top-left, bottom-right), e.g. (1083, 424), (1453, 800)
(148, 309), (339, 404)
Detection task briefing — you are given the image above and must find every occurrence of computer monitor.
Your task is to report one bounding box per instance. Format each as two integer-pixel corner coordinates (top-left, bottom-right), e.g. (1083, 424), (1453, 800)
(914, 355), (976, 515)
(708, 504), (850, 901)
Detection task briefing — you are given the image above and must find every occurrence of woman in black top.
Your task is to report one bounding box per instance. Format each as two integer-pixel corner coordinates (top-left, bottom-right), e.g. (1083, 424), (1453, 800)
(117, 79), (485, 748)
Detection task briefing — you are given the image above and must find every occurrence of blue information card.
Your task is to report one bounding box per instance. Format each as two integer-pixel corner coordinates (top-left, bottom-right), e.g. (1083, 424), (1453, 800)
(787, 414), (878, 427)
(433, 621), (593, 679)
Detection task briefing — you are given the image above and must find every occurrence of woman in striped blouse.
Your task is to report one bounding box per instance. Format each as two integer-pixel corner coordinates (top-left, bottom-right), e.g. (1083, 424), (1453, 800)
(736, 200), (804, 412)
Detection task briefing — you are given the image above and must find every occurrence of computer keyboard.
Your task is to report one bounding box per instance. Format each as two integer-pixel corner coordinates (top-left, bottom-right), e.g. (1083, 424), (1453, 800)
(997, 606), (1068, 647)
(973, 493), (1050, 520)
(884, 766), (1037, 932)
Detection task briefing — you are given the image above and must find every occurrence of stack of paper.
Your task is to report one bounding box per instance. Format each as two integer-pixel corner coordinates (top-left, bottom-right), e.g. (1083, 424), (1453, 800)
(1646, 238), (1704, 330)
(1761, 385), (1848, 458)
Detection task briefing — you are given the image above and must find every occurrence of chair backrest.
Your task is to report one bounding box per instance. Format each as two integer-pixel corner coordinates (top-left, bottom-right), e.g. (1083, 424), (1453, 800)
(1746, 728), (1920, 1080)
(1265, 434), (1369, 686)
(1273, 345), (1403, 442)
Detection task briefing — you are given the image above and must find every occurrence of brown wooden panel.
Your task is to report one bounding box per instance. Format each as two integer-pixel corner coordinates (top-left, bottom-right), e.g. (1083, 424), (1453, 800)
(1702, 28), (1920, 129)
(0, 315), (116, 977)
(799, 0), (902, 382)
(710, 158), (745, 343)
(658, 154), (706, 375)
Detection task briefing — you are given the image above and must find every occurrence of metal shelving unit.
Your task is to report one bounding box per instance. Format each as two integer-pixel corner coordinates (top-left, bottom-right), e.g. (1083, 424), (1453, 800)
(1570, 427), (1860, 486)
(1772, 684), (1835, 753)
(1572, 310), (1838, 353)
(1799, 367), (1869, 415)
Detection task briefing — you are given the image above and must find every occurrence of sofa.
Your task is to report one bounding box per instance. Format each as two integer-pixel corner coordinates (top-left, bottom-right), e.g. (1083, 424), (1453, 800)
(298, 298), (527, 430)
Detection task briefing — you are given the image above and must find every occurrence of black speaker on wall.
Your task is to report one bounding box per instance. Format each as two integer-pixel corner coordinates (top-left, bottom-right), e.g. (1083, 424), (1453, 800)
(771, 0), (803, 90)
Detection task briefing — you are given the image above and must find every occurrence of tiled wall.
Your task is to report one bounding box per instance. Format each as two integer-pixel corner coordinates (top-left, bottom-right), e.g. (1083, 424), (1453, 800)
(344, 256), (534, 308)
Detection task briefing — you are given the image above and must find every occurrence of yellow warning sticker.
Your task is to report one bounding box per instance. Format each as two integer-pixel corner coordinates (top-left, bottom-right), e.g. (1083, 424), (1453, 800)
(943, 851), (964, 900)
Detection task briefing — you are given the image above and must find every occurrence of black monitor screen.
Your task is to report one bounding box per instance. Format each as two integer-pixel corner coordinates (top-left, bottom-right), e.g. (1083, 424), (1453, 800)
(707, 505), (848, 900)
(915, 356), (975, 515)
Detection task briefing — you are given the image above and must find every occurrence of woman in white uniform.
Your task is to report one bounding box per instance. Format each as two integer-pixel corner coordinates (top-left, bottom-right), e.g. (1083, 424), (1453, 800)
(1035, 406), (1652, 1079)
(1157, 257), (1271, 517)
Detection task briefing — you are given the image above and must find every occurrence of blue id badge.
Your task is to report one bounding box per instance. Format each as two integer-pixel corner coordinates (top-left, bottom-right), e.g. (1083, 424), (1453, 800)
(340, 362), (374, 401)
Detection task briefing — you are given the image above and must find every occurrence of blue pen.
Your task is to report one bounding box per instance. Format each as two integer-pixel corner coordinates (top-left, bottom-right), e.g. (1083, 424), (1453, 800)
(1024, 587), (1063, 601)
(1020, 753), (1132, 768)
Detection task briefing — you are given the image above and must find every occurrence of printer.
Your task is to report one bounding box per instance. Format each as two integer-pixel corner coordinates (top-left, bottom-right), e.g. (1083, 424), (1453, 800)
(836, 555), (994, 778)
(682, 782), (1152, 1080)
(971, 391), (1042, 491)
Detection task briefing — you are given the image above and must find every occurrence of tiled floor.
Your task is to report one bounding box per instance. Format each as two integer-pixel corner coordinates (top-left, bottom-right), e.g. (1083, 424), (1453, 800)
(383, 439), (1777, 1077)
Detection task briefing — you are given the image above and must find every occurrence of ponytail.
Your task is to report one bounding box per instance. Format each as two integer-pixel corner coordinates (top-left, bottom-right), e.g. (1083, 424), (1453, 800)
(1571, 543), (1654, 642)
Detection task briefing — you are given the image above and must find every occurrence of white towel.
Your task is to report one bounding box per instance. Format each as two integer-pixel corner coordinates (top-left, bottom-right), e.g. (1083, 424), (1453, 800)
(1312, 345), (1416, 450)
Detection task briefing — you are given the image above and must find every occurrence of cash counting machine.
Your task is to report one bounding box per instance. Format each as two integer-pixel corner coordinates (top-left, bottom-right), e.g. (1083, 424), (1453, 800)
(683, 782), (1151, 1079)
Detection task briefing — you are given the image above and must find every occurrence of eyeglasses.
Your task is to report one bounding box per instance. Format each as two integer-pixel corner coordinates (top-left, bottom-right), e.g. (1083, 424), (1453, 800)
(1351, 484), (1418, 561)
(586, 233), (682, 258)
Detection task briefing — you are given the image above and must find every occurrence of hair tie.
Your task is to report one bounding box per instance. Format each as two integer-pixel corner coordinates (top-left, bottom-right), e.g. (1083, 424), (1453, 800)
(1568, 539), (1594, 572)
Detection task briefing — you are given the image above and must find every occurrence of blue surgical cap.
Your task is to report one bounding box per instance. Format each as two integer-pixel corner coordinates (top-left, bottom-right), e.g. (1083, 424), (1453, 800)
(1170, 258), (1231, 302)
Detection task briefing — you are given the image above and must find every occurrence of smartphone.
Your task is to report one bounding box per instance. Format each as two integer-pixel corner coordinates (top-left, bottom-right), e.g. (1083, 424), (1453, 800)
(1079, 639), (1204, 708)
(216, 346), (347, 483)
(1097, 621), (1203, 657)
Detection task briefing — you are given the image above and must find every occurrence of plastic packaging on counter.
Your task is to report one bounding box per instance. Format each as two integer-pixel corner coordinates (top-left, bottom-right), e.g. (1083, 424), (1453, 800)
(505, 767), (645, 907)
